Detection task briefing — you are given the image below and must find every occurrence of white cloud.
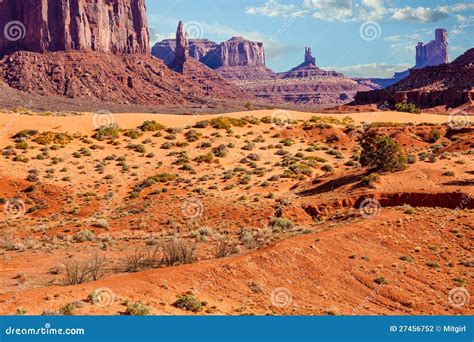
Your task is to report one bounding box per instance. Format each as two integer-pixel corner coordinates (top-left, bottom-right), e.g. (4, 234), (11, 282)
(323, 62), (412, 78)
(356, 0), (387, 21)
(389, 6), (449, 23)
(384, 33), (422, 43)
(246, 1), (474, 23)
(304, 0), (354, 22)
(246, 0), (307, 17)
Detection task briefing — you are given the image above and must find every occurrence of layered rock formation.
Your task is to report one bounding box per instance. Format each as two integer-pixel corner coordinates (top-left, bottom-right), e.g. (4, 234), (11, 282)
(238, 48), (379, 106)
(371, 28), (450, 88)
(278, 47), (343, 79)
(354, 48), (474, 109)
(201, 36), (266, 69)
(151, 39), (218, 65)
(0, 0), (150, 55)
(152, 35), (274, 80)
(164, 22), (254, 99)
(415, 29), (449, 68)
(0, 6), (254, 107)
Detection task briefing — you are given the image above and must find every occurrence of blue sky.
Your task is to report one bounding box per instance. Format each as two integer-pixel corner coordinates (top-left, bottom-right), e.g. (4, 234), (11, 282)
(146, 0), (474, 78)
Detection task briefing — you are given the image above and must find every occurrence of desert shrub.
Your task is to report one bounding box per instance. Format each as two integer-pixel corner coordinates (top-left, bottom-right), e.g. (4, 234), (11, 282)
(63, 261), (91, 285)
(280, 138), (294, 146)
(73, 229), (95, 243)
(210, 117), (246, 129)
(15, 142), (29, 150)
(136, 173), (176, 192)
(63, 252), (106, 284)
(124, 248), (160, 272)
(213, 236), (237, 258)
(194, 120), (210, 128)
(13, 129), (38, 139)
(184, 129), (202, 142)
(161, 239), (196, 266)
(244, 101), (253, 111)
(125, 302), (150, 316)
(139, 120), (166, 132)
(123, 129), (143, 139)
(360, 135), (407, 172)
(59, 303), (75, 316)
(194, 153), (214, 164)
(428, 129), (441, 143)
(403, 205), (414, 214)
(270, 217), (294, 230)
(174, 294), (204, 312)
(160, 142), (174, 149)
(94, 124), (120, 140)
(407, 155), (416, 164)
(285, 164), (313, 177)
(394, 103), (421, 114)
(321, 164), (334, 174)
(34, 132), (72, 145)
(361, 173), (380, 188)
(213, 144), (228, 158)
(199, 141), (212, 148)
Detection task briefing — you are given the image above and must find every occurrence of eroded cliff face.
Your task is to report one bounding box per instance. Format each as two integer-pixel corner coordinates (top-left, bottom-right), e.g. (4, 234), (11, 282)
(0, 0), (150, 55)
(202, 37), (266, 69)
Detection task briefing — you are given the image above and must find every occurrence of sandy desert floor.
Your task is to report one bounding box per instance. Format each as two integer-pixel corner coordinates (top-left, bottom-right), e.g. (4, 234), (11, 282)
(0, 109), (472, 316)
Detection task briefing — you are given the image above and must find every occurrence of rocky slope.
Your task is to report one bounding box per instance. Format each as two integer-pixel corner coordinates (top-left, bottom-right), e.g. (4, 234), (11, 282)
(355, 48), (474, 110)
(0, 0), (149, 55)
(0, 4), (253, 107)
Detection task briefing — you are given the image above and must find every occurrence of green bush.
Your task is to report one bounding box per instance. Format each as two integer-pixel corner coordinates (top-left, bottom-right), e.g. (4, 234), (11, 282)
(139, 120), (166, 132)
(270, 217), (294, 230)
(174, 294), (204, 312)
(394, 103), (421, 114)
(94, 124), (120, 140)
(360, 135), (407, 172)
(125, 302), (150, 316)
(123, 129), (143, 139)
(361, 173), (380, 188)
(428, 129), (441, 143)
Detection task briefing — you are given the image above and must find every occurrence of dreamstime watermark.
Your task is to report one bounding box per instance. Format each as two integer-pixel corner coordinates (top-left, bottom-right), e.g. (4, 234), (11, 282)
(270, 287), (292, 308)
(359, 21), (382, 41)
(3, 198), (26, 221)
(184, 21), (204, 39)
(4, 323), (85, 336)
(181, 198), (204, 219)
(4, 20), (26, 41)
(92, 110), (115, 129)
(268, 15), (299, 43)
(448, 287), (470, 308)
(271, 110), (292, 130)
(90, 287), (115, 308)
(358, 198), (382, 219)
(448, 111), (470, 130)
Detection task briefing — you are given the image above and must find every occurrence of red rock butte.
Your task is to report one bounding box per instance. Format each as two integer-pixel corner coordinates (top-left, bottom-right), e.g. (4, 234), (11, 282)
(0, 0), (150, 55)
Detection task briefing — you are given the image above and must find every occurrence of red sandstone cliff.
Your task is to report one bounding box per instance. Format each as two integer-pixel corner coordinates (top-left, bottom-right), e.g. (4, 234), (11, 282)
(0, 0), (150, 55)
(354, 48), (474, 110)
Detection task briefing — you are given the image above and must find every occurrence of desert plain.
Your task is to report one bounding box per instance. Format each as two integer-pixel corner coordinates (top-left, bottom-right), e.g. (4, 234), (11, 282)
(0, 108), (471, 316)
